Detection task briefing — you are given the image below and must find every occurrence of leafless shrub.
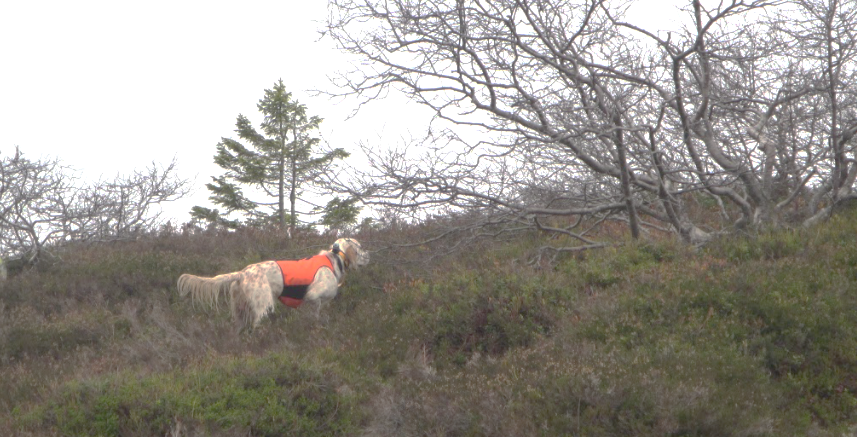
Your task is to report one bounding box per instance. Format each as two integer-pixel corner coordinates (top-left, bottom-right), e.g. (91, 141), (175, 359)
(361, 385), (472, 437)
(0, 147), (189, 266)
(396, 343), (437, 382)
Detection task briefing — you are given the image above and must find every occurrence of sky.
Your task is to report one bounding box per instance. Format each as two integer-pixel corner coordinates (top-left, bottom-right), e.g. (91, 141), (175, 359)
(0, 0), (423, 225)
(0, 0), (679, 227)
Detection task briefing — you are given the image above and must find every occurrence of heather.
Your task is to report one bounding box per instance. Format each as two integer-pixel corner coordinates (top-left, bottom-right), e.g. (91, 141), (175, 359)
(3, 207), (857, 435)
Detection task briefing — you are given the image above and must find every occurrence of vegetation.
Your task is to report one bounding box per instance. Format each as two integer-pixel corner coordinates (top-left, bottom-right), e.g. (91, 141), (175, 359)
(0, 147), (188, 264)
(193, 79), (349, 232)
(3, 204), (857, 435)
(326, 0), (857, 248)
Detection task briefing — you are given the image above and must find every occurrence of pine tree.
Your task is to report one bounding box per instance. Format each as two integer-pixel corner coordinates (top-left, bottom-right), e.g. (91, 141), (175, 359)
(193, 79), (348, 232)
(318, 197), (362, 233)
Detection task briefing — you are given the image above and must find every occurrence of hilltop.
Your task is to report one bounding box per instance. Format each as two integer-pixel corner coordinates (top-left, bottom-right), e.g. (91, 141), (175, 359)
(2, 207), (857, 436)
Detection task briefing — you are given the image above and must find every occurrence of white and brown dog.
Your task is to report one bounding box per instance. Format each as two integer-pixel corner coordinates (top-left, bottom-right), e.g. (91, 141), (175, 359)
(177, 238), (369, 331)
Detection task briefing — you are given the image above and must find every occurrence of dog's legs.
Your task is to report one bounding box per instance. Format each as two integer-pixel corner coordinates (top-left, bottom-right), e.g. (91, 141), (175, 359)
(314, 299), (327, 321)
(227, 263), (278, 332)
(304, 268), (339, 322)
(247, 268), (277, 329)
(229, 280), (252, 334)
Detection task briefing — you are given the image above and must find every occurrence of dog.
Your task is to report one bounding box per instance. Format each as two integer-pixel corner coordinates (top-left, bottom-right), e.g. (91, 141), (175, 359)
(177, 238), (369, 331)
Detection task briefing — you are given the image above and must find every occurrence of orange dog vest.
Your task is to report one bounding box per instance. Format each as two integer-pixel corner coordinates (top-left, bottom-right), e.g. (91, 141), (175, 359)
(275, 255), (334, 308)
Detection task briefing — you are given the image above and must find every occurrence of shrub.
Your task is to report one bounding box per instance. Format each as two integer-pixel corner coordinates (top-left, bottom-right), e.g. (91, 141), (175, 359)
(16, 353), (364, 437)
(5, 208), (857, 436)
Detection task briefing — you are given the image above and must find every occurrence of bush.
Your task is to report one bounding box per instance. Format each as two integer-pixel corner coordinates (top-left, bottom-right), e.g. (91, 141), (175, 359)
(16, 353), (364, 437)
(5, 211), (857, 435)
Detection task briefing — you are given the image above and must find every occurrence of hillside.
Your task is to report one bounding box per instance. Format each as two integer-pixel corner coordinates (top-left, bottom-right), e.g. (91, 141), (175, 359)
(3, 208), (857, 436)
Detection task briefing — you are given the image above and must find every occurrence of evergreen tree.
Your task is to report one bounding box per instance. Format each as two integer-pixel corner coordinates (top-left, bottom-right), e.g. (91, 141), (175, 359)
(193, 79), (348, 232)
(318, 196), (362, 233)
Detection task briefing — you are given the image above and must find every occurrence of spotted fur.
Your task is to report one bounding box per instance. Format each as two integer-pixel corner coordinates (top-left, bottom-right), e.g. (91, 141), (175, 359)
(177, 238), (369, 331)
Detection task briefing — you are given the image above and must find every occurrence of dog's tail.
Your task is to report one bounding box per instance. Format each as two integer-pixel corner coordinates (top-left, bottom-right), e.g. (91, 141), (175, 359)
(177, 272), (242, 310)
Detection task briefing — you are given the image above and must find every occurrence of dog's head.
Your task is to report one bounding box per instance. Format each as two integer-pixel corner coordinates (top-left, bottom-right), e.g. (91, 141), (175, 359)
(331, 238), (369, 269)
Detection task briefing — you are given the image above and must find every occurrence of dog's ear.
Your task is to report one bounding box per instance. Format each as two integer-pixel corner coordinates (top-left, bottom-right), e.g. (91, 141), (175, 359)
(343, 244), (356, 262)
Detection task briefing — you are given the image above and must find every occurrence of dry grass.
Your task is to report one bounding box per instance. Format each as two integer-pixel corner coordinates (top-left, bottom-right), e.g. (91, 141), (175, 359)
(3, 208), (857, 435)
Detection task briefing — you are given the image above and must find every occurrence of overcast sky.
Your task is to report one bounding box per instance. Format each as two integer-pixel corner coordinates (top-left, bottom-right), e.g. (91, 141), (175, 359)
(0, 0), (425, 224)
(0, 0), (678, 226)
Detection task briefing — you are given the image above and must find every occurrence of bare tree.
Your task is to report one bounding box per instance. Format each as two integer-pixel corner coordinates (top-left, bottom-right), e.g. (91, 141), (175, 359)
(0, 148), (189, 265)
(768, 0), (857, 225)
(324, 0), (857, 251)
(0, 148), (71, 262)
(64, 159), (190, 242)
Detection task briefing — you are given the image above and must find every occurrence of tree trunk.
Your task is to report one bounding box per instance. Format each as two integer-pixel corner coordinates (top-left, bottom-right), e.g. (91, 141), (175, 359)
(614, 113), (639, 239)
(278, 115), (288, 230)
(289, 127), (298, 235)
